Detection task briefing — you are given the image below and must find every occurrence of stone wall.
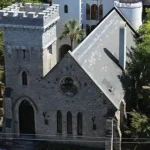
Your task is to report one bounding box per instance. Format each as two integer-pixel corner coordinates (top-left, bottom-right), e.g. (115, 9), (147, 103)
(9, 53), (116, 148)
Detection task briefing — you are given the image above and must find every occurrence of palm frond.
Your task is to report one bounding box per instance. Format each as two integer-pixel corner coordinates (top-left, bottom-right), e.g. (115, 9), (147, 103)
(60, 20), (86, 49)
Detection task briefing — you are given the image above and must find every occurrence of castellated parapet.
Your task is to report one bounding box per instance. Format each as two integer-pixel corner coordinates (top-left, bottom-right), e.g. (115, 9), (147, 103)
(0, 3), (60, 29)
(114, 1), (142, 30)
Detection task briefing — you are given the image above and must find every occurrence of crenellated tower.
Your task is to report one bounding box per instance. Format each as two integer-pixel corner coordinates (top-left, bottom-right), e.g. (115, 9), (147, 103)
(0, 2), (59, 135)
(114, 0), (143, 30)
(0, 3), (60, 86)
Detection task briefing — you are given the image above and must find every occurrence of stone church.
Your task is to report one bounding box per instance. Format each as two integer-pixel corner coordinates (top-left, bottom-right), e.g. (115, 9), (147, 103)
(0, 2), (136, 150)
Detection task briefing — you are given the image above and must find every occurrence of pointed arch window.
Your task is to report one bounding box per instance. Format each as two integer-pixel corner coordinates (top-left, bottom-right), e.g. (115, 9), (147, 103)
(22, 71), (27, 86)
(99, 4), (103, 20)
(91, 4), (98, 20)
(67, 111), (72, 134)
(23, 50), (26, 58)
(86, 4), (90, 20)
(77, 112), (83, 135)
(57, 110), (62, 133)
(64, 5), (68, 13)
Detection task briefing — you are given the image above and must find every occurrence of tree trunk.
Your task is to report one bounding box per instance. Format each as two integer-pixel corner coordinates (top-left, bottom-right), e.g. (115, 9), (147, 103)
(70, 39), (73, 51)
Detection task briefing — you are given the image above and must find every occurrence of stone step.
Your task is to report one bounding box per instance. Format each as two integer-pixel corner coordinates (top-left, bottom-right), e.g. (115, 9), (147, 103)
(11, 139), (38, 150)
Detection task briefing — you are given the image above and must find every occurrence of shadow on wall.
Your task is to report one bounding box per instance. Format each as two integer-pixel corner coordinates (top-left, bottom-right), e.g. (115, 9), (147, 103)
(104, 48), (122, 69)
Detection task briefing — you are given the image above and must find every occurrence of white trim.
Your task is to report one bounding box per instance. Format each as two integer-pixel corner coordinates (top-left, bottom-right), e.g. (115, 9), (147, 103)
(43, 37), (57, 49)
(114, 1), (142, 9)
(0, 16), (60, 30)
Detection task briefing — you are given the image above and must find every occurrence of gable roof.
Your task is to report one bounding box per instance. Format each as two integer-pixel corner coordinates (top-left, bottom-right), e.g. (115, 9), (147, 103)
(97, 7), (138, 35)
(70, 7), (137, 109)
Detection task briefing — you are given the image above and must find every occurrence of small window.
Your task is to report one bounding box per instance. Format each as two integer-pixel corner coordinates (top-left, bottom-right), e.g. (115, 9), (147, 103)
(86, 4), (90, 20)
(99, 4), (103, 20)
(77, 112), (83, 135)
(64, 5), (68, 13)
(22, 71), (27, 85)
(57, 110), (62, 133)
(48, 45), (52, 54)
(91, 4), (98, 20)
(23, 50), (26, 58)
(81, 24), (84, 29)
(67, 111), (72, 134)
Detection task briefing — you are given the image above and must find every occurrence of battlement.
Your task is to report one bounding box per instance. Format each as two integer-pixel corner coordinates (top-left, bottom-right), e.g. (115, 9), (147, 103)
(114, 1), (142, 8)
(0, 3), (60, 29)
(119, 0), (141, 3)
(114, 0), (142, 30)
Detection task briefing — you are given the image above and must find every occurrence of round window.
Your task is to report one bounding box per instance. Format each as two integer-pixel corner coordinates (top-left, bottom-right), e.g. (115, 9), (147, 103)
(60, 77), (77, 96)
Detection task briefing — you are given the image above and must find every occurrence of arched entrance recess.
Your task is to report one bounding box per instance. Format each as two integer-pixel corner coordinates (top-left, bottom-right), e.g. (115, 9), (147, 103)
(19, 100), (35, 134)
(60, 44), (71, 59)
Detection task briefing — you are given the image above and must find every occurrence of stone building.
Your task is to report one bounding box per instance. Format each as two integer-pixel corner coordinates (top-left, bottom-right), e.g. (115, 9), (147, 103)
(0, 2), (137, 150)
(53, 0), (143, 60)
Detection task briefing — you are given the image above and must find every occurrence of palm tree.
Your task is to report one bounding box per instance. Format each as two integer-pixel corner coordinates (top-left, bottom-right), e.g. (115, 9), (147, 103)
(60, 20), (86, 51)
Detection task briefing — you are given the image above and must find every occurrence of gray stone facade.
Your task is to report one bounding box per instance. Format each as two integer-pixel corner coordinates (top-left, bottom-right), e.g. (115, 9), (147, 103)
(0, 3), (131, 150)
(5, 52), (117, 148)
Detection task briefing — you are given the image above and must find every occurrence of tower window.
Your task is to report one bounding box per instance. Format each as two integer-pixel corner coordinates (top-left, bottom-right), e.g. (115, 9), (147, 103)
(64, 5), (68, 13)
(22, 71), (27, 85)
(23, 50), (26, 58)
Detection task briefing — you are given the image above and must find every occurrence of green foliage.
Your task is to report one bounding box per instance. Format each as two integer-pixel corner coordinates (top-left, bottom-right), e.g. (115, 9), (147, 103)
(22, 0), (43, 4)
(60, 20), (86, 50)
(123, 8), (150, 150)
(0, 70), (4, 84)
(0, 31), (4, 67)
(0, 0), (16, 9)
(130, 111), (150, 136)
(126, 8), (150, 111)
(0, 0), (44, 9)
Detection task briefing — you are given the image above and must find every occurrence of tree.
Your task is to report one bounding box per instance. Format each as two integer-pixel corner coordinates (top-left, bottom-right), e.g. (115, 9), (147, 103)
(60, 20), (86, 51)
(0, 0), (16, 9)
(123, 8), (150, 150)
(0, 0), (44, 9)
(22, 0), (43, 4)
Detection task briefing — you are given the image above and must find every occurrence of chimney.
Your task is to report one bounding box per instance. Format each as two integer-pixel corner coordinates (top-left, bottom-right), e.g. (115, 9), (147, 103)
(119, 22), (126, 70)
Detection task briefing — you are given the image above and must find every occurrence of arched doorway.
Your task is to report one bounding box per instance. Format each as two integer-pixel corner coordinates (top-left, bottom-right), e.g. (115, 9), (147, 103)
(60, 44), (71, 59)
(19, 100), (35, 135)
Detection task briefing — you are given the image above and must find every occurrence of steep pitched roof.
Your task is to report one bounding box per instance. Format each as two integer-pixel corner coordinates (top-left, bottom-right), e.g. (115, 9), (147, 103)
(70, 7), (136, 109)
